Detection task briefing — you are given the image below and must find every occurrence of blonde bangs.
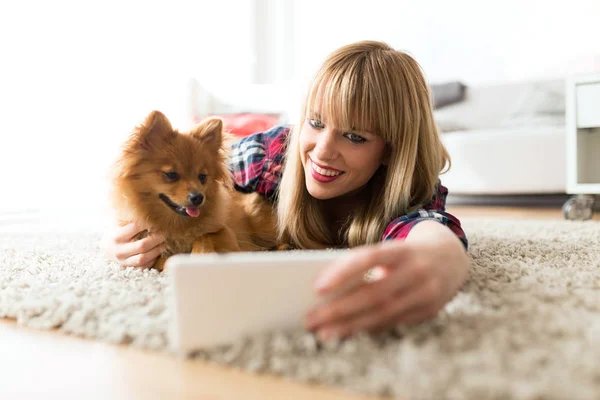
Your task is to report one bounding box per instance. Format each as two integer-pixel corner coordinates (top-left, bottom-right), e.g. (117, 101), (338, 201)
(304, 56), (394, 142)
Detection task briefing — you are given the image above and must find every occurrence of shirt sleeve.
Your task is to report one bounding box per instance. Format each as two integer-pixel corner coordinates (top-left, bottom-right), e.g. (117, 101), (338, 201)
(381, 182), (468, 250)
(228, 125), (288, 199)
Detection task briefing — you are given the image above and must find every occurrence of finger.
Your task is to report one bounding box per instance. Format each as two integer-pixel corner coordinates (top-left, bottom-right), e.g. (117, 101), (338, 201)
(365, 265), (393, 282)
(114, 233), (165, 262)
(356, 304), (438, 336)
(315, 240), (410, 295)
(121, 243), (164, 268)
(307, 264), (425, 330)
(138, 260), (156, 269)
(372, 304), (440, 333)
(114, 221), (147, 244)
(315, 282), (440, 340)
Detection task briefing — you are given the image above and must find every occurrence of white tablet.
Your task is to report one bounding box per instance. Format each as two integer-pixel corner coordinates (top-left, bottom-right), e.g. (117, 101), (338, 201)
(166, 250), (356, 355)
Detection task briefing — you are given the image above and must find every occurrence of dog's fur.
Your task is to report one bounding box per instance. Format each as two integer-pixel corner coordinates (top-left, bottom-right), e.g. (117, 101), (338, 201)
(110, 110), (279, 270)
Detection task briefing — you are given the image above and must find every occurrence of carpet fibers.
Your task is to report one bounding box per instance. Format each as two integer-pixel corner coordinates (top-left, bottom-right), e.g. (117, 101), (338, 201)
(0, 218), (599, 400)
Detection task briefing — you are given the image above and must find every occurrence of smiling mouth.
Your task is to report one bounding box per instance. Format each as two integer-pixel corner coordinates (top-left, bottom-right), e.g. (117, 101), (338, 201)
(308, 161), (345, 184)
(312, 163), (343, 177)
(158, 194), (200, 217)
(310, 158), (344, 176)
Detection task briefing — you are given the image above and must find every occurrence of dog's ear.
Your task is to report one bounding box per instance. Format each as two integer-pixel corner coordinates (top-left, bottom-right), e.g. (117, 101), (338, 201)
(189, 117), (223, 151)
(133, 110), (175, 150)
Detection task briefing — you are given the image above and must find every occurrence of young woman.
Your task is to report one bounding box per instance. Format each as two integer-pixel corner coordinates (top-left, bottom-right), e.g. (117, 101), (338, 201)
(103, 40), (470, 341)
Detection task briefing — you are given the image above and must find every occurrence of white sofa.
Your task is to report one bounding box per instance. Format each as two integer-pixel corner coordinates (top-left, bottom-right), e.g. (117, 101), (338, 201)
(435, 79), (566, 194)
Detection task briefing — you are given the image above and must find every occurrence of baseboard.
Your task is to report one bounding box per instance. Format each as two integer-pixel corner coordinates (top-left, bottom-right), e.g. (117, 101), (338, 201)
(446, 193), (600, 210)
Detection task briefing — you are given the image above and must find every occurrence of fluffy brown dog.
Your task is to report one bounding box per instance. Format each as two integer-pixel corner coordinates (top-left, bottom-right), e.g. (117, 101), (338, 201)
(111, 110), (279, 271)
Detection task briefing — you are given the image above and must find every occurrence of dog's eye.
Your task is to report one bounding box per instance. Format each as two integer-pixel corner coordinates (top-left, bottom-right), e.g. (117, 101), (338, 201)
(198, 173), (207, 184)
(163, 171), (180, 182)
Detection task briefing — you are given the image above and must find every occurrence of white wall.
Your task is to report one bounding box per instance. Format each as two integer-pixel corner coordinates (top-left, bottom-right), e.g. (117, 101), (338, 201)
(291, 0), (600, 85)
(0, 0), (254, 213)
(1, 0), (599, 214)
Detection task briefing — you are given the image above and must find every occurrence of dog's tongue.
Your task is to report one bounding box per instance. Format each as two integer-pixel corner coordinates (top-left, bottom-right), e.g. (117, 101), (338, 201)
(185, 207), (200, 217)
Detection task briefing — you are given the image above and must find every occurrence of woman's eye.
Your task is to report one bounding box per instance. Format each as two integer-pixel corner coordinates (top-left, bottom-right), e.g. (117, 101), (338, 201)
(344, 132), (367, 144)
(308, 119), (325, 129)
(198, 173), (207, 184)
(163, 171), (180, 182)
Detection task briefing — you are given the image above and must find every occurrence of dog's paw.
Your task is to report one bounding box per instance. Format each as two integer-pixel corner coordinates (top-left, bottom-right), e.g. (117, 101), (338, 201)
(152, 256), (168, 272)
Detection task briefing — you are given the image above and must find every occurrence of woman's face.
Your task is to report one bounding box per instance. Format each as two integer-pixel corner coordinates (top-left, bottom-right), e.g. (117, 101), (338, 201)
(299, 115), (387, 200)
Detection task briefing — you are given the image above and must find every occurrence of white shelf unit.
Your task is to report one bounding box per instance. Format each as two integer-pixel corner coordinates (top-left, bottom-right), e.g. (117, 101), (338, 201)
(566, 73), (600, 195)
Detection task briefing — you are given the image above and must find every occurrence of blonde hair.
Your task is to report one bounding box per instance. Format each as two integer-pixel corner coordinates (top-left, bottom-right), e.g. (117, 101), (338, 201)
(277, 40), (450, 249)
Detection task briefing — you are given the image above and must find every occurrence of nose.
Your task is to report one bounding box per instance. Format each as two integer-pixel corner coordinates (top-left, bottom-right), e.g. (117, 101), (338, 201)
(313, 128), (338, 161)
(188, 192), (204, 206)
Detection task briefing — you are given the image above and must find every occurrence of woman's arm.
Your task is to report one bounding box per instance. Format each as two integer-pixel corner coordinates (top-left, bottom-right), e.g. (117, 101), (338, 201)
(305, 221), (471, 341)
(404, 219), (471, 299)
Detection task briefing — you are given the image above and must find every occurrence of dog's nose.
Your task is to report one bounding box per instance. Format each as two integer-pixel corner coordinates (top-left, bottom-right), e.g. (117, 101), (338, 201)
(188, 192), (204, 206)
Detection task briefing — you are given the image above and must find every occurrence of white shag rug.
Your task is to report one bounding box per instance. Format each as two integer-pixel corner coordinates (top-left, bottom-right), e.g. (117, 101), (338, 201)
(1, 217), (599, 400)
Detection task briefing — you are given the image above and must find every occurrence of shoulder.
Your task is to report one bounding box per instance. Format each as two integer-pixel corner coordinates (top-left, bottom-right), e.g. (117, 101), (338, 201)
(231, 125), (290, 158)
(423, 180), (448, 211)
(382, 180), (468, 249)
(228, 125), (291, 196)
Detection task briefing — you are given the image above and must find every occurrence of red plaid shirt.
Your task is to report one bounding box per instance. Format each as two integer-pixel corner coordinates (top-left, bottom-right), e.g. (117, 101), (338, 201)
(229, 125), (468, 250)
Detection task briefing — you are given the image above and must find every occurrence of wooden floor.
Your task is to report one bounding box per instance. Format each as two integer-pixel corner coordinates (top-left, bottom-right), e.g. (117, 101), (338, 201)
(1, 206), (597, 400)
(448, 205), (600, 221)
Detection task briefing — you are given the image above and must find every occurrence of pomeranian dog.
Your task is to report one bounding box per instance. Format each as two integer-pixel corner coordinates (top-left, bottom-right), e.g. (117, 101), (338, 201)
(110, 110), (279, 271)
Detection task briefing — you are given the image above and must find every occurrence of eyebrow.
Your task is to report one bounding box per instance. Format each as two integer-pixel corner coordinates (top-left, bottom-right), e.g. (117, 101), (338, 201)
(310, 111), (373, 135)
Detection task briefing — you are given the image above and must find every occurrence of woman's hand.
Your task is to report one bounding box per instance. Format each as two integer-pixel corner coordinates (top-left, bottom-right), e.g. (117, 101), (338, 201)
(305, 221), (470, 341)
(100, 221), (165, 268)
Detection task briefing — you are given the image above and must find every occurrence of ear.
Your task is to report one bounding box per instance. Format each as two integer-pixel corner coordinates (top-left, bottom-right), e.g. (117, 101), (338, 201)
(134, 110), (175, 150)
(189, 117), (224, 151)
